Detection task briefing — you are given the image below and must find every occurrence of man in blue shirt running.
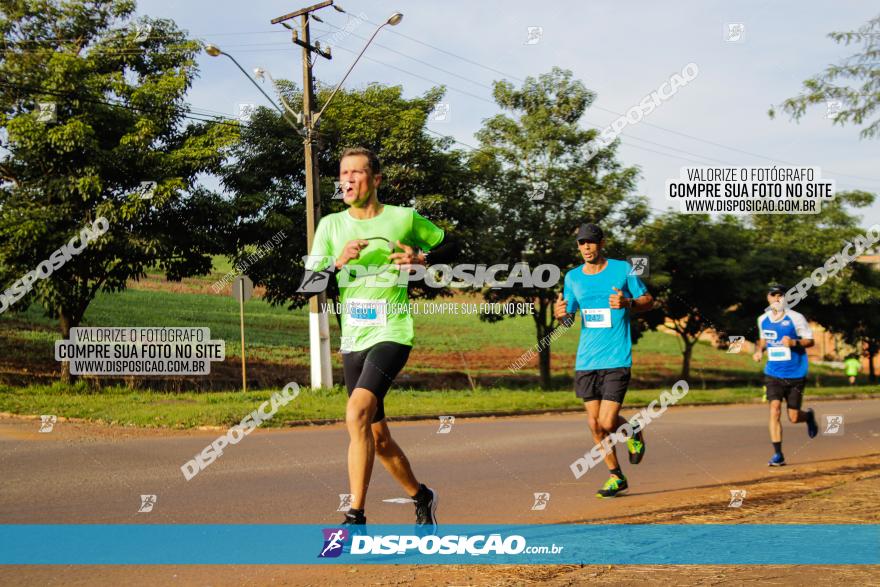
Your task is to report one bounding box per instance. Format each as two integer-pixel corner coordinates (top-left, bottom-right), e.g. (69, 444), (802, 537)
(554, 223), (654, 498)
(752, 283), (819, 466)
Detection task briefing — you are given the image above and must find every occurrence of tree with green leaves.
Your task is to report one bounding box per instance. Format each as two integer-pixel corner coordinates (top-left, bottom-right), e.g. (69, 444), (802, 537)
(221, 82), (483, 319)
(747, 191), (880, 381)
(0, 0), (238, 381)
(633, 213), (760, 381)
(770, 13), (880, 139)
(817, 301), (880, 383)
(469, 67), (648, 388)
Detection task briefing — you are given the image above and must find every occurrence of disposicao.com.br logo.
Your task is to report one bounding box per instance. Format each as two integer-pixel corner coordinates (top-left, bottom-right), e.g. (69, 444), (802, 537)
(318, 528), (563, 558)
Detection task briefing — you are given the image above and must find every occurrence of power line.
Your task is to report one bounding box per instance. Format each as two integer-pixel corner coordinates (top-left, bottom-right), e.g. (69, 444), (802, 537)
(317, 23), (499, 92)
(421, 126), (873, 219)
(10, 18), (877, 194)
(6, 16), (880, 184)
(1, 28), (292, 46)
(325, 43), (790, 172)
(0, 80), (248, 130)
(357, 15), (517, 83)
(211, 28), (880, 193)
(339, 16), (880, 186)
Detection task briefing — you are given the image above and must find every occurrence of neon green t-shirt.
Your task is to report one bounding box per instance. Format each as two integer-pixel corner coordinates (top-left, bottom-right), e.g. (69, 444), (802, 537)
(844, 357), (861, 376)
(308, 204), (444, 352)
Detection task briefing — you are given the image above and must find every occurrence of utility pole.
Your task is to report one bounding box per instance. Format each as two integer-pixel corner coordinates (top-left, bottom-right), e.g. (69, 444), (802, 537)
(272, 1), (335, 389)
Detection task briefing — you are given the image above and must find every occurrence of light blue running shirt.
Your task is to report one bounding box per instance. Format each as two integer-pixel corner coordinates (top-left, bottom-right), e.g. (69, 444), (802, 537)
(563, 259), (648, 371)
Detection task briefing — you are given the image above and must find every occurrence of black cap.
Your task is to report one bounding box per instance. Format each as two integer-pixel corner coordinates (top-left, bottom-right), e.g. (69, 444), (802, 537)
(576, 223), (604, 243)
(767, 283), (786, 294)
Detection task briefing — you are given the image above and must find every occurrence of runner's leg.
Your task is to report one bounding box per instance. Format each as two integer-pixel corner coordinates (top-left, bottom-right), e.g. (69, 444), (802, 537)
(598, 400), (623, 475)
(786, 381), (809, 423)
(769, 399), (783, 444)
(346, 388), (378, 510)
(585, 400), (621, 471)
(352, 343), (435, 522)
(787, 408), (808, 423)
(372, 419), (419, 495)
(783, 379), (817, 438)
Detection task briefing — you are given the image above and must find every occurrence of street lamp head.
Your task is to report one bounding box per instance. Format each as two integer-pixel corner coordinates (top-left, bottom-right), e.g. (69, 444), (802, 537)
(313, 11), (404, 127)
(205, 43), (222, 57)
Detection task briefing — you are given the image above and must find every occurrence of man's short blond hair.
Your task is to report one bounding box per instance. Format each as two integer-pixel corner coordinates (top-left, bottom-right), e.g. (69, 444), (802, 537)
(340, 147), (381, 176)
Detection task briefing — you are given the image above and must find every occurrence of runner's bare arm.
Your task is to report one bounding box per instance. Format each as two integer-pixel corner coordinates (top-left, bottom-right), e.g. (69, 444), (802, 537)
(752, 339), (765, 361)
(335, 240), (369, 269)
(780, 336), (815, 349)
(390, 233), (460, 265)
(554, 292), (576, 327)
(629, 293), (654, 313)
(610, 288), (653, 313)
(421, 233), (460, 265)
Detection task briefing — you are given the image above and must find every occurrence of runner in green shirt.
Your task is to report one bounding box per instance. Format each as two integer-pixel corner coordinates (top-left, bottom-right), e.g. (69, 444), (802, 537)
(844, 355), (861, 386)
(301, 147), (458, 528)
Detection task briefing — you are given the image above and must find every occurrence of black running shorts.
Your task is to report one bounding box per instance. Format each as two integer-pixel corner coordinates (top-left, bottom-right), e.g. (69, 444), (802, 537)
(764, 375), (806, 410)
(342, 341), (412, 422)
(575, 367), (631, 403)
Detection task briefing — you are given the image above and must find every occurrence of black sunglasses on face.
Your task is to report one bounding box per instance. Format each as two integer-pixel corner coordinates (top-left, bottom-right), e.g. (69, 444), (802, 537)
(577, 239), (600, 246)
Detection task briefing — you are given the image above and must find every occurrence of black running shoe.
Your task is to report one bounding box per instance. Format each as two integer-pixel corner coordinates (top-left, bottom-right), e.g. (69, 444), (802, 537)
(596, 475), (628, 498)
(413, 484), (438, 528)
(341, 509), (366, 525)
(627, 425), (645, 465)
(806, 408), (818, 439)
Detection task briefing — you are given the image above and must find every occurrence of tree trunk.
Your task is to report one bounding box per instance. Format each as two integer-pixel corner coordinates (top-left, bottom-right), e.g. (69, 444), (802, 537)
(867, 340), (878, 384)
(538, 341), (551, 389)
(59, 310), (74, 385)
(679, 337), (695, 382)
(331, 292), (341, 330)
(534, 298), (552, 389)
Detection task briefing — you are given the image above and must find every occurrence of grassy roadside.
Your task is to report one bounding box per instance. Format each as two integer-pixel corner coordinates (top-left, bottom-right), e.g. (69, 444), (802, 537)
(1, 382), (877, 429)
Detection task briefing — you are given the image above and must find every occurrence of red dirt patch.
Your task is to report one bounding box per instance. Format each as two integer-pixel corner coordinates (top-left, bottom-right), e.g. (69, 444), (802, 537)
(127, 273), (269, 298)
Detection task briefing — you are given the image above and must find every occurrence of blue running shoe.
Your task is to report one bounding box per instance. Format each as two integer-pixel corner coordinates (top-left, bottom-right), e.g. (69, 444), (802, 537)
(806, 408), (818, 439)
(768, 452), (786, 467)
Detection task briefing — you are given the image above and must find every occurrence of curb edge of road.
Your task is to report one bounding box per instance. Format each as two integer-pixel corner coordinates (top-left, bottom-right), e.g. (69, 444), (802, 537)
(281, 391), (880, 428)
(1, 393), (877, 432)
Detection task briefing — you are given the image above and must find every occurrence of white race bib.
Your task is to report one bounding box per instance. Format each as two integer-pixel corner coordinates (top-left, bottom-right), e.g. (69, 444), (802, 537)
(582, 308), (611, 328)
(767, 345), (791, 361)
(346, 299), (387, 327)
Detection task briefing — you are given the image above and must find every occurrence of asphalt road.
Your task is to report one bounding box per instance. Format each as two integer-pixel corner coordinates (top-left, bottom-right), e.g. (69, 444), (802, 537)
(2, 399), (879, 525)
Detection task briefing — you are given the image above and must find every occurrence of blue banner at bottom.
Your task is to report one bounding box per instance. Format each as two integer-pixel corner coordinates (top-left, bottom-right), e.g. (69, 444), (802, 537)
(1, 524), (877, 565)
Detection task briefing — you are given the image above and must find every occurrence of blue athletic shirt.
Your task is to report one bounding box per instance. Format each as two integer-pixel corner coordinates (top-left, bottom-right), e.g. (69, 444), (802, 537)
(563, 259), (648, 371)
(757, 309), (813, 379)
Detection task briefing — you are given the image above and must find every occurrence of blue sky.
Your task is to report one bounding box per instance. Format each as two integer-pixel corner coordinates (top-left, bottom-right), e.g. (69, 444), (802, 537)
(137, 0), (880, 226)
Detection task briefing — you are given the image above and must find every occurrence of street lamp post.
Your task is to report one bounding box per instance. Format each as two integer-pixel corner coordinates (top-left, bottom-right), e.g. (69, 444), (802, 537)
(205, 45), (304, 133)
(204, 44), (286, 117)
(312, 12), (404, 126)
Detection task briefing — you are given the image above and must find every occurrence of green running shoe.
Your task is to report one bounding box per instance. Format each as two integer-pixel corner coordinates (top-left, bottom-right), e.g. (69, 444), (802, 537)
(596, 475), (628, 498)
(627, 428), (645, 465)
